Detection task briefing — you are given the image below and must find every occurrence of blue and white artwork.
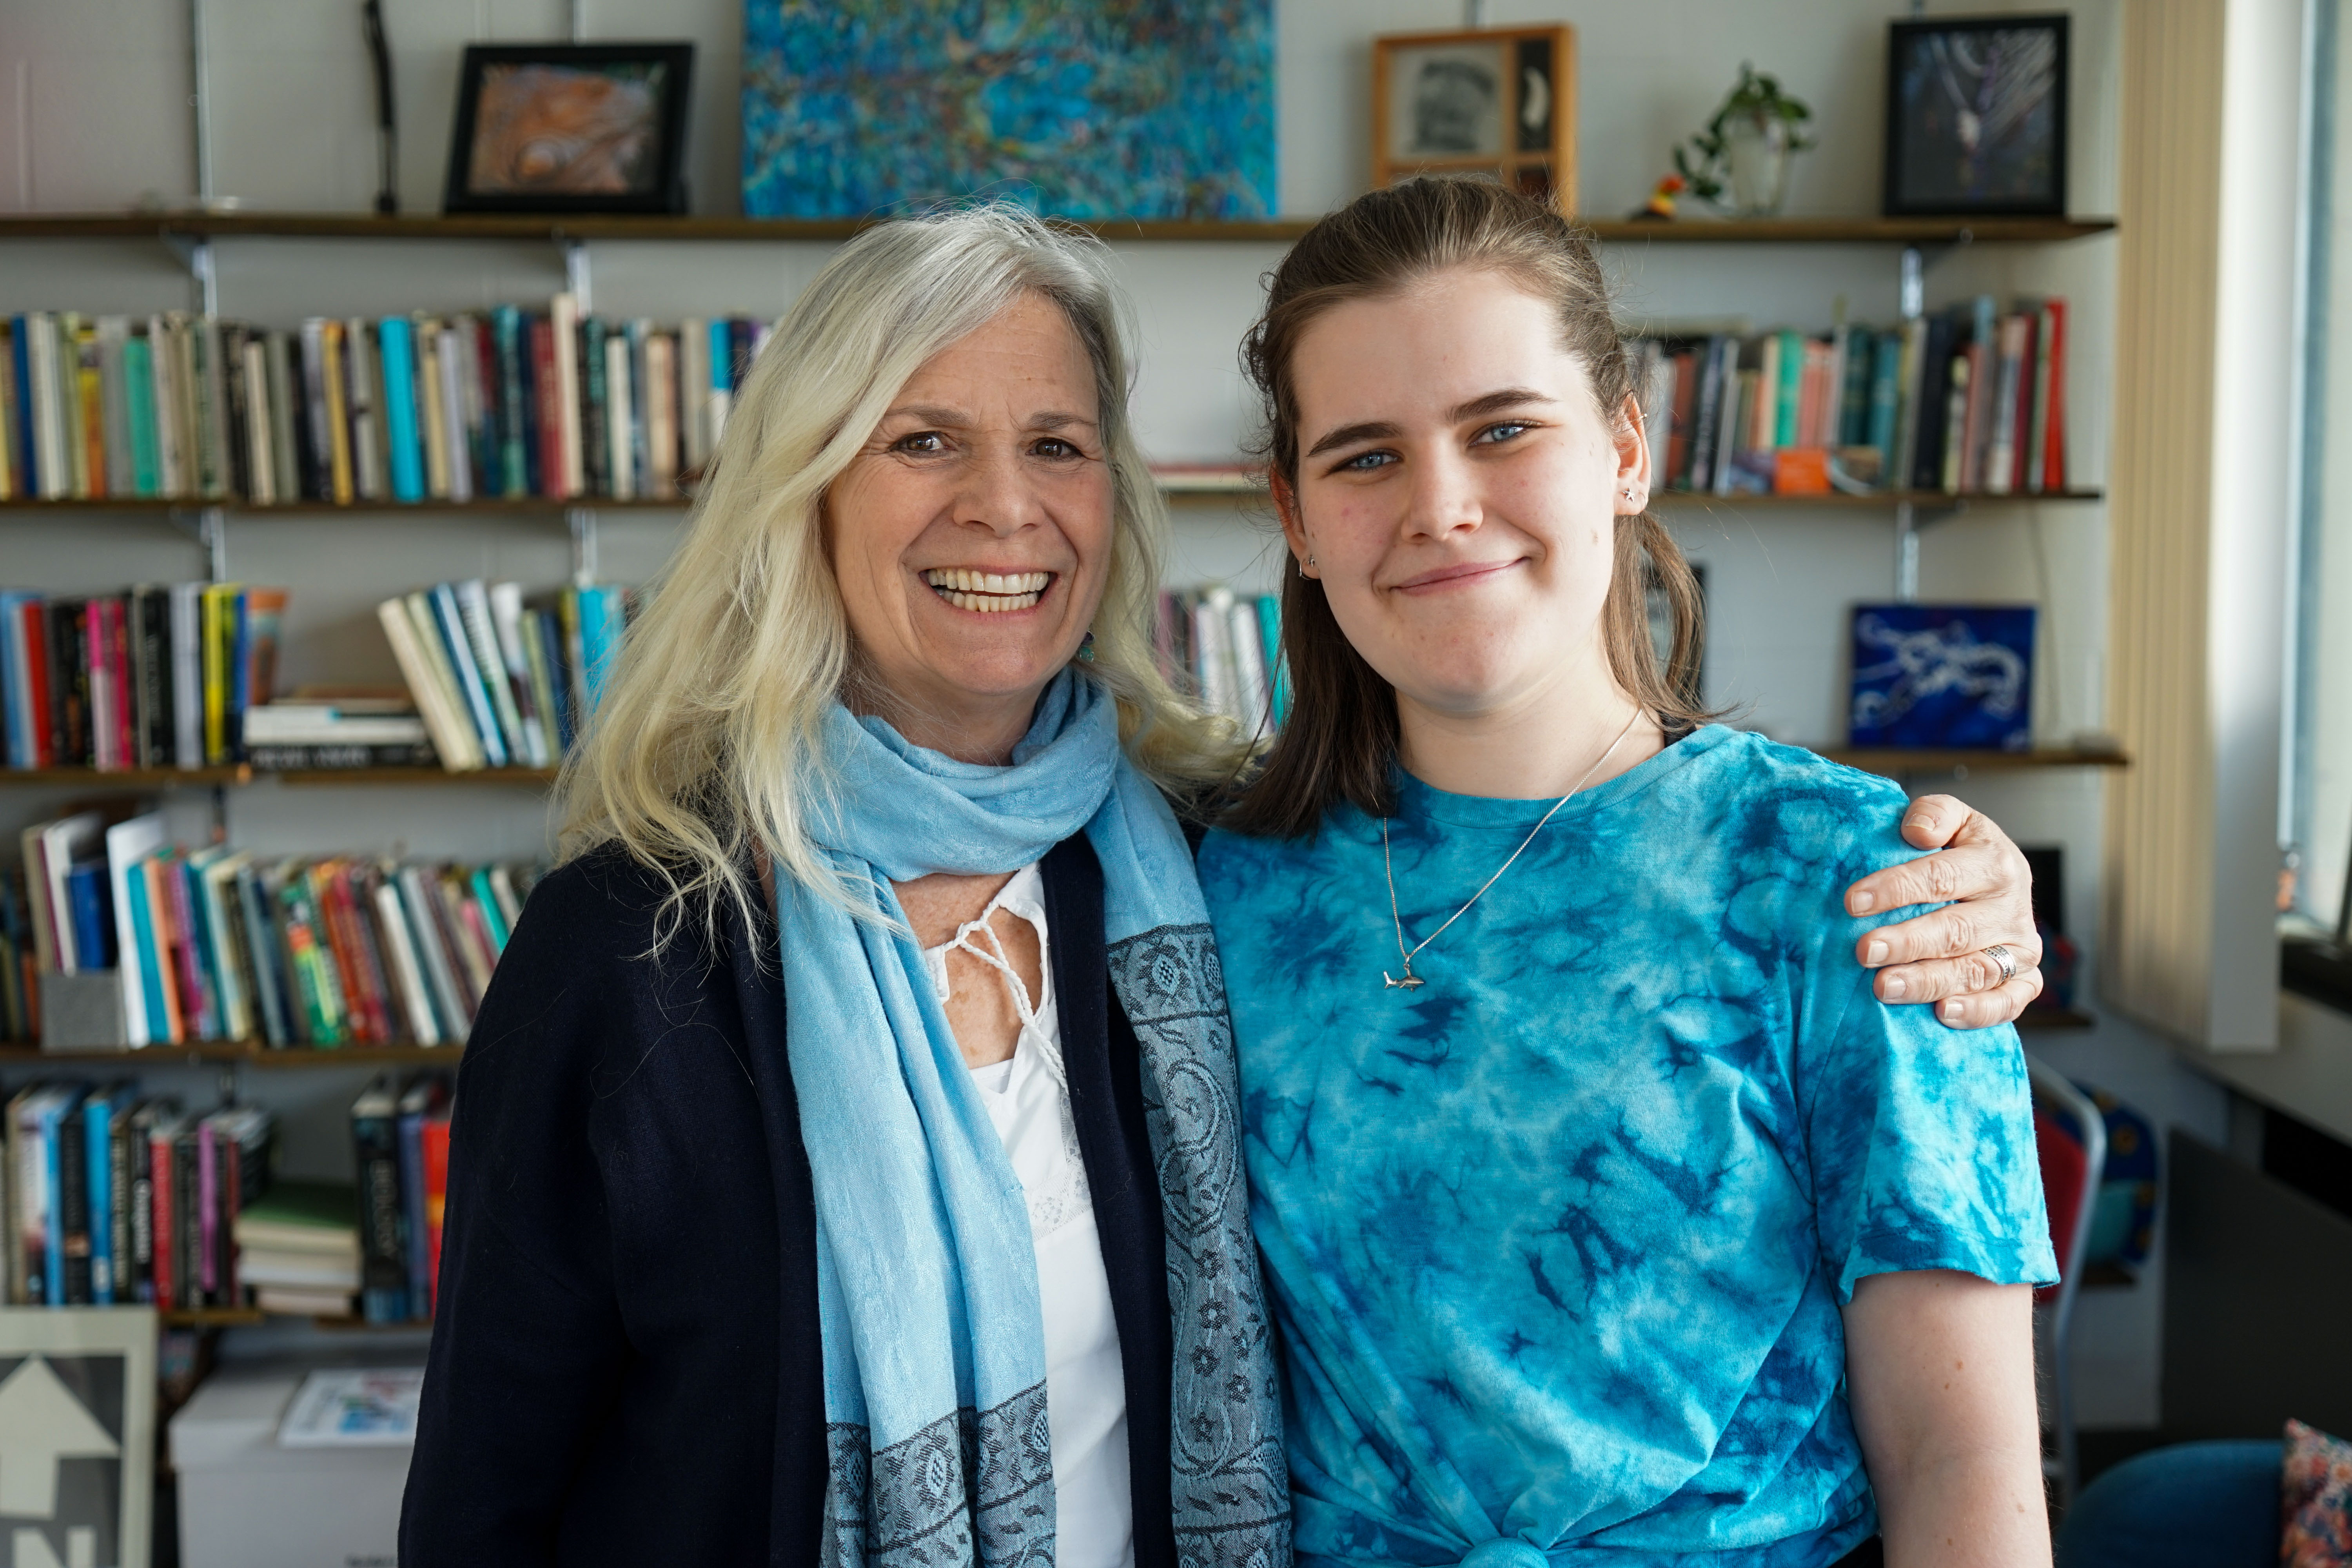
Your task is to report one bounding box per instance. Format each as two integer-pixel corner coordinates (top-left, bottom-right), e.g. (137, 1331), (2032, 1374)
(741, 1), (1276, 221)
(1849, 603), (2036, 751)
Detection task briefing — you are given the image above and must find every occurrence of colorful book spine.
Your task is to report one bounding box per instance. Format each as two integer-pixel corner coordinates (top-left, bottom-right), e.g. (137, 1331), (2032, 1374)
(378, 315), (426, 503)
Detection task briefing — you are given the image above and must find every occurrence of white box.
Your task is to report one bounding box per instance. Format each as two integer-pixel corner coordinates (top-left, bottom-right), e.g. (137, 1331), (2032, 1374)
(168, 1363), (415, 1568)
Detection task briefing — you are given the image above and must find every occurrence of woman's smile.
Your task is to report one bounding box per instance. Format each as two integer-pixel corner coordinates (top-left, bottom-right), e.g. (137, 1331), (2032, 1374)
(1390, 557), (1527, 595)
(920, 567), (1056, 613)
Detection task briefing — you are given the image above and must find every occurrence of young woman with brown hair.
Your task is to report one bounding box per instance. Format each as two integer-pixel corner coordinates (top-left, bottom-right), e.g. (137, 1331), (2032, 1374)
(1200, 179), (2057, 1568)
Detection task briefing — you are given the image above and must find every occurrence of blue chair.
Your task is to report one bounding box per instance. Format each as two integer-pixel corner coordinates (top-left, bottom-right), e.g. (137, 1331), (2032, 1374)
(2052, 1440), (2281, 1568)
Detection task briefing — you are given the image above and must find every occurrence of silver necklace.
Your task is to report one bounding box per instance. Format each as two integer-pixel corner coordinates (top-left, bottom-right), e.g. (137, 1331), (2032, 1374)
(1381, 707), (1645, 991)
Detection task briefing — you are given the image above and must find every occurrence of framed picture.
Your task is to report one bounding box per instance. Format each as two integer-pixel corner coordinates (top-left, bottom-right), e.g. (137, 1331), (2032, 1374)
(443, 43), (694, 215)
(0, 1307), (156, 1568)
(1849, 603), (2036, 751)
(741, 1), (1274, 222)
(1883, 15), (2068, 217)
(1373, 26), (1577, 214)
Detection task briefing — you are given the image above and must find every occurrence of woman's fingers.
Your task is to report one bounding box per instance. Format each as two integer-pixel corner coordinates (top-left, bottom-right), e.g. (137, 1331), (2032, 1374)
(1855, 902), (2046, 973)
(1923, 970), (2045, 1030)
(1845, 797), (2041, 974)
(1873, 951), (2045, 1010)
(1895, 792), (1975, 849)
(1846, 799), (2020, 918)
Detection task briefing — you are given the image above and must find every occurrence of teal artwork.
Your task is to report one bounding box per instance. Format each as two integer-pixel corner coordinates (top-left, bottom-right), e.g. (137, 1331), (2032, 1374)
(741, 1), (1276, 221)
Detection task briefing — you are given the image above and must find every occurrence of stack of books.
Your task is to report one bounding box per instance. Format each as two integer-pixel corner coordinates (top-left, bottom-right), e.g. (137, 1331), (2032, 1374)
(242, 695), (434, 771)
(16, 809), (541, 1049)
(351, 1074), (452, 1324)
(0, 302), (775, 506)
(0, 582), (288, 770)
(1631, 294), (2069, 498)
(376, 579), (633, 771)
(1156, 585), (1287, 735)
(5, 1083), (274, 1310)
(233, 1179), (363, 1318)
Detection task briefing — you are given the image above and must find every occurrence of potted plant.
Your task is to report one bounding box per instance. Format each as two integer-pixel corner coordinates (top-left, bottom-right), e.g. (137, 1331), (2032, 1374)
(1673, 64), (1816, 218)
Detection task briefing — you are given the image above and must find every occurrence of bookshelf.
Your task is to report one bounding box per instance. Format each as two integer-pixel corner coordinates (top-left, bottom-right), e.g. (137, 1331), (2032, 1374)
(0, 484), (2106, 512)
(0, 765), (555, 788)
(0, 211), (2117, 246)
(0, 208), (2120, 1336)
(0, 1042), (460, 1067)
(1819, 746), (2131, 777)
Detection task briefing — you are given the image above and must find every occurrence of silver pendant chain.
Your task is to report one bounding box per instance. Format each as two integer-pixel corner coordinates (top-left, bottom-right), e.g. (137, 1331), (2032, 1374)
(1381, 707), (1645, 991)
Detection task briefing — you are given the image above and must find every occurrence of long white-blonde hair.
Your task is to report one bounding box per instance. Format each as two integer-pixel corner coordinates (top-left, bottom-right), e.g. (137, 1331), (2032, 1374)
(558, 204), (1243, 944)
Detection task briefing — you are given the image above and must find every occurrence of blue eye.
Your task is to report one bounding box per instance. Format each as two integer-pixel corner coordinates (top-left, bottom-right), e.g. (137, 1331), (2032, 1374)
(1475, 422), (1533, 445)
(1337, 450), (1395, 473)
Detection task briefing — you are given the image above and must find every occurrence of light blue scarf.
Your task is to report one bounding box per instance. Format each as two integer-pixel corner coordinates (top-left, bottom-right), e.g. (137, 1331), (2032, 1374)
(778, 669), (1289, 1568)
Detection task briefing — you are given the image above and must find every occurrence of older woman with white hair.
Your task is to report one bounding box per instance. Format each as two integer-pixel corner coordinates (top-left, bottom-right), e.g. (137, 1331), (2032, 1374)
(397, 205), (2044, 1568)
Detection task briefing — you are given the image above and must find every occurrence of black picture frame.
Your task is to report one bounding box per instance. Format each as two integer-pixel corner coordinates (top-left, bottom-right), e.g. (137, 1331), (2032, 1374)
(1883, 15), (2069, 218)
(443, 42), (694, 215)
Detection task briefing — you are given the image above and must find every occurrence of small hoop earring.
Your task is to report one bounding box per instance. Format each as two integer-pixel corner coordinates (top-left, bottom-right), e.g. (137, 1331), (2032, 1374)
(1307, 553), (1317, 567)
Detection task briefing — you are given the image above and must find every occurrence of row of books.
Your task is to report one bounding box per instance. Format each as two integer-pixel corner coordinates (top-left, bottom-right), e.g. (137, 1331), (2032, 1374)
(377, 580), (634, 771)
(1156, 586), (1289, 734)
(1630, 294), (2069, 497)
(0, 303), (777, 506)
(4, 1082), (272, 1310)
(0, 583), (287, 770)
(353, 1073), (452, 1323)
(17, 809), (540, 1048)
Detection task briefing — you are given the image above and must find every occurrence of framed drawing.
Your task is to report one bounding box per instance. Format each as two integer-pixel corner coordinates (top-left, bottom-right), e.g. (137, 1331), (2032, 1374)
(443, 43), (695, 215)
(741, 1), (1274, 222)
(0, 1307), (156, 1568)
(1884, 15), (2068, 217)
(1373, 26), (1577, 214)
(1849, 603), (2036, 751)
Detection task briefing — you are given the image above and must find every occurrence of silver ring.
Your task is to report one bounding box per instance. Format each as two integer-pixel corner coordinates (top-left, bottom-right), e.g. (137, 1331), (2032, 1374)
(1982, 944), (2018, 983)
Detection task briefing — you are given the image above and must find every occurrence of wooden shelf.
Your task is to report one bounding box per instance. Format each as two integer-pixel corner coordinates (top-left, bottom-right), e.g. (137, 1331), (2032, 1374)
(1, 765), (553, 789)
(0, 495), (688, 514)
(156, 1306), (433, 1330)
(2017, 1007), (2098, 1032)
(0, 479), (2103, 513)
(1653, 488), (2104, 510)
(0, 466), (1269, 510)
(269, 766), (557, 786)
(0, 211), (2116, 246)
(1583, 216), (2115, 245)
(1820, 746), (2130, 777)
(0, 765), (250, 787)
(0, 1041), (464, 1066)
(161, 1307), (267, 1327)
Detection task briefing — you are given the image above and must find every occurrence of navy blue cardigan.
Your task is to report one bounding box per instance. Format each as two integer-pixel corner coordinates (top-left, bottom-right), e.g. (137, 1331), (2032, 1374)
(400, 837), (1176, 1566)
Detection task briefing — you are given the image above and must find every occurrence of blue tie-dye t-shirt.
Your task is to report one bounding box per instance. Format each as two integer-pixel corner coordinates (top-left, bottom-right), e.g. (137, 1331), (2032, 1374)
(1197, 726), (2055, 1568)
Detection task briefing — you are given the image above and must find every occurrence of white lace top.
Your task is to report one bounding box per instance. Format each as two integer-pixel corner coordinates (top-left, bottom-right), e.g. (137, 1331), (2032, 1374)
(922, 862), (1134, 1568)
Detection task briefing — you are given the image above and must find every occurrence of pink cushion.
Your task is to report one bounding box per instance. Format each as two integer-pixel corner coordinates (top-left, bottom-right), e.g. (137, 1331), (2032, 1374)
(2283, 1419), (2352, 1567)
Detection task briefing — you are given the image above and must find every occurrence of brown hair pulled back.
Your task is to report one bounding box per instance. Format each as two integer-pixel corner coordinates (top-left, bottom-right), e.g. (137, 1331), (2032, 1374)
(1223, 176), (1714, 839)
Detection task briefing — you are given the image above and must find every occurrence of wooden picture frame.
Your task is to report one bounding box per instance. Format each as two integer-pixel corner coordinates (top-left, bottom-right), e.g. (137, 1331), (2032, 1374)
(0, 1307), (157, 1568)
(443, 42), (695, 215)
(1373, 26), (1576, 215)
(1883, 15), (2068, 218)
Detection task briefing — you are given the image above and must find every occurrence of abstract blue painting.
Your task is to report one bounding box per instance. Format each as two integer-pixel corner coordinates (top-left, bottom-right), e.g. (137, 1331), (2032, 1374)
(742, 0), (1276, 221)
(1849, 603), (2036, 751)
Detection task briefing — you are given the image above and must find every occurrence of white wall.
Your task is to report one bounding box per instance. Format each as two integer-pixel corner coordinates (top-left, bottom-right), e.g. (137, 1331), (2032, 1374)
(0, 0), (2228, 1425)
